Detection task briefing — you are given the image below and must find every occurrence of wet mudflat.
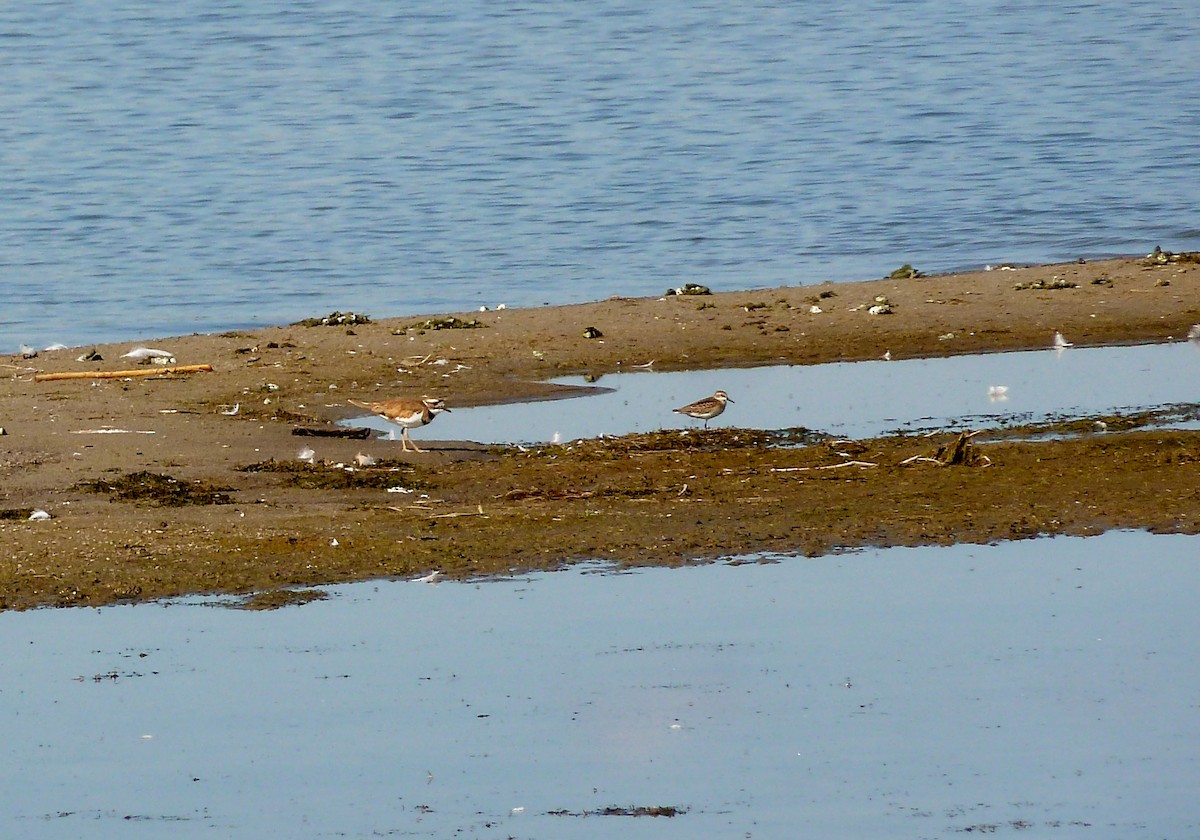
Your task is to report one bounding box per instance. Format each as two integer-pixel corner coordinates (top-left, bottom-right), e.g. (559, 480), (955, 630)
(4, 256), (1200, 609)
(2, 530), (1196, 838)
(5, 339), (1200, 609)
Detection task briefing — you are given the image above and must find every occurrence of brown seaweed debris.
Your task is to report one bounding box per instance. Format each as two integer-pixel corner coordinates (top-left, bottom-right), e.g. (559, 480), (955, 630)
(399, 316), (485, 332)
(1143, 246), (1200, 266)
(291, 311), (371, 327)
(532, 427), (823, 458)
(238, 458), (426, 491)
(1013, 276), (1078, 290)
(77, 471), (235, 506)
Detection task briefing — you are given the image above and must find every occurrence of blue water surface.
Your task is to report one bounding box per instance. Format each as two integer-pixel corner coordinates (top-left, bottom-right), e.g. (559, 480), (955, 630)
(345, 341), (1200, 444)
(2, 0), (1198, 347)
(2, 532), (1197, 838)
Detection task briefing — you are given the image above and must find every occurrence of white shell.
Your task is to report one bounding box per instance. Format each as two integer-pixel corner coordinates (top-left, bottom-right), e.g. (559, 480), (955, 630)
(121, 346), (175, 360)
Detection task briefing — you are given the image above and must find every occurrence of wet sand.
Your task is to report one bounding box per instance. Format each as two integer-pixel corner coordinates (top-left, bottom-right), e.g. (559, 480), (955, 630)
(3, 254), (1199, 610)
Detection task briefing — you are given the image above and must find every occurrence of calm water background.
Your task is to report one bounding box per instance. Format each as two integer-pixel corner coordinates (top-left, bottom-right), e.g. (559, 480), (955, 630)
(3, 0), (1198, 348)
(3, 532), (1197, 838)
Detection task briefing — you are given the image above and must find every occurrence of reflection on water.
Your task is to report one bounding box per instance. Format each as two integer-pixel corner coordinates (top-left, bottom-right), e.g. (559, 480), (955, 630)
(2, 531), (1198, 838)
(351, 340), (1200, 444)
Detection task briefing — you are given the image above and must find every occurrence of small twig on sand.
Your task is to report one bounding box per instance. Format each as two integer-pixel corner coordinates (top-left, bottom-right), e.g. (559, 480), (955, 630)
(771, 460), (877, 473)
(429, 504), (486, 518)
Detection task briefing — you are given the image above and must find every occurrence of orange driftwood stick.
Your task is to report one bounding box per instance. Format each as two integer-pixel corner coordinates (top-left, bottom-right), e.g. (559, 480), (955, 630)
(34, 364), (214, 382)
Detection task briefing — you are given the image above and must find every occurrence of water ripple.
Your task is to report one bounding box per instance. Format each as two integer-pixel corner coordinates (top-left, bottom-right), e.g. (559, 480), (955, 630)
(2, 0), (1198, 347)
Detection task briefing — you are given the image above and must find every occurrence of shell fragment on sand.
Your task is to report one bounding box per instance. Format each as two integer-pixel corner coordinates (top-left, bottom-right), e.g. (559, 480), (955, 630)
(121, 347), (177, 364)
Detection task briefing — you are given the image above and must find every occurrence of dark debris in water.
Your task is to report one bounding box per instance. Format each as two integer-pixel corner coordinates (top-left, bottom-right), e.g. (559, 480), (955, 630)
(955, 818), (1091, 833)
(41, 810), (196, 823)
(548, 805), (686, 818)
(75, 669), (154, 683)
(77, 471), (234, 506)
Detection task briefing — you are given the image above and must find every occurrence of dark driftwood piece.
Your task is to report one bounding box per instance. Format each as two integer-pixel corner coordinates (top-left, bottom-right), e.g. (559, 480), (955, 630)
(900, 430), (991, 467)
(936, 430), (985, 465)
(291, 426), (372, 439)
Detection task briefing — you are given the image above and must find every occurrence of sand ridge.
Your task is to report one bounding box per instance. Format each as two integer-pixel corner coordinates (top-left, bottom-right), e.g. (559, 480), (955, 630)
(2, 255), (1198, 609)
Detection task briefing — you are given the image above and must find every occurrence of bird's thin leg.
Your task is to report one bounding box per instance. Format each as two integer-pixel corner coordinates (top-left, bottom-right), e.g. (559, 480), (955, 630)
(403, 428), (423, 453)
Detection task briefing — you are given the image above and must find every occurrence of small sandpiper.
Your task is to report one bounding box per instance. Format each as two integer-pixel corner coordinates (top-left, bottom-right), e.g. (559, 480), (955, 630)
(673, 390), (733, 428)
(348, 396), (450, 452)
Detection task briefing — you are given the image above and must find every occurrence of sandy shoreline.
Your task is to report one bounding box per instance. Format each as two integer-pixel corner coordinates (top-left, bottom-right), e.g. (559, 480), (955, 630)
(3, 254), (1199, 610)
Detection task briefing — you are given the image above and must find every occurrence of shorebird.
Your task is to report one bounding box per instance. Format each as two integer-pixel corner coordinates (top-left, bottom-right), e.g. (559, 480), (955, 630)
(673, 390), (733, 428)
(348, 396), (450, 452)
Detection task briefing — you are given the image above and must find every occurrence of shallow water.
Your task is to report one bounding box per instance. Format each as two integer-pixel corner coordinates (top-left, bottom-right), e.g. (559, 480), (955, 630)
(1, 530), (1197, 838)
(4, 1), (1199, 347)
(352, 340), (1200, 444)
